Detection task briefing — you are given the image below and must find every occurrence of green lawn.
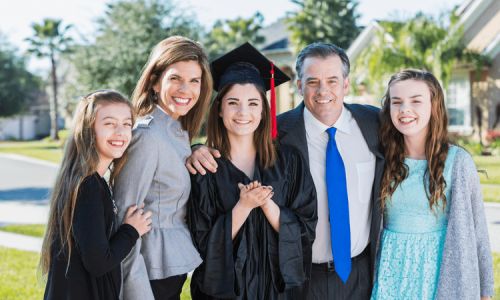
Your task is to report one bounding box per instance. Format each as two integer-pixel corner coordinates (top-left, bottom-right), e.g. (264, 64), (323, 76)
(0, 247), (44, 299)
(0, 245), (497, 299)
(476, 155), (500, 185)
(484, 184), (500, 203)
(0, 247), (192, 299)
(475, 155), (500, 203)
(0, 224), (46, 238)
(0, 140), (64, 163)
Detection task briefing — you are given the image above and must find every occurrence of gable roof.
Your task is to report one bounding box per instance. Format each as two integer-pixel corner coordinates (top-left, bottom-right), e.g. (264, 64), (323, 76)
(347, 0), (499, 61)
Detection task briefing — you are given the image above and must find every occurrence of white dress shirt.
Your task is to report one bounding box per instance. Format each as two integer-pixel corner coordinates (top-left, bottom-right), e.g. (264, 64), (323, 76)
(304, 106), (375, 263)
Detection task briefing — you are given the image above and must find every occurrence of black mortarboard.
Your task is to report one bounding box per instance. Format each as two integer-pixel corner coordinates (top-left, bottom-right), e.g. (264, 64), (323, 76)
(211, 42), (290, 92)
(210, 42), (290, 138)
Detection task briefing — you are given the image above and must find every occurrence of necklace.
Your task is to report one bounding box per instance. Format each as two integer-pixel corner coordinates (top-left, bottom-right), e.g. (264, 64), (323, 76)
(103, 172), (118, 215)
(111, 196), (118, 215)
(107, 185), (118, 215)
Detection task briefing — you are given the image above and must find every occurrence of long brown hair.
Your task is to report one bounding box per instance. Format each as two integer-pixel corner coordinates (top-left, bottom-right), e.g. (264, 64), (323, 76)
(206, 83), (276, 169)
(40, 90), (134, 276)
(132, 36), (212, 140)
(379, 69), (449, 211)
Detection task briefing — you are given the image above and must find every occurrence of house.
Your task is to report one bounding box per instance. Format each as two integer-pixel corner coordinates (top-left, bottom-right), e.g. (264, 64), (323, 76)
(347, 0), (500, 141)
(258, 18), (300, 113)
(259, 0), (498, 142)
(0, 92), (51, 140)
(456, 0), (499, 141)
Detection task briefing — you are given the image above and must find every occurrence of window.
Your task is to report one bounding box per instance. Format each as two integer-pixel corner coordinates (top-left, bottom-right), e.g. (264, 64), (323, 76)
(446, 71), (472, 133)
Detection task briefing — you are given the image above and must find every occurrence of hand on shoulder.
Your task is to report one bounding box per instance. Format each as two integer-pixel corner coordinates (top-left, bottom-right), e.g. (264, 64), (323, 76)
(185, 145), (221, 175)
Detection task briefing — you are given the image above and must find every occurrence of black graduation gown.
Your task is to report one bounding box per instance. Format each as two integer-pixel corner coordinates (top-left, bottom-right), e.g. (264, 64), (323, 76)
(44, 173), (139, 300)
(187, 145), (317, 300)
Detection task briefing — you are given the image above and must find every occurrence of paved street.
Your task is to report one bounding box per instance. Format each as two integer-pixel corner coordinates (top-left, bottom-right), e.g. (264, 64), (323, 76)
(484, 202), (500, 252)
(0, 154), (57, 226)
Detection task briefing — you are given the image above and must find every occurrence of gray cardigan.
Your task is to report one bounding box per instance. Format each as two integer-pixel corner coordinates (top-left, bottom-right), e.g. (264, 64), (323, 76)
(436, 147), (494, 299)
(114, 108), (202, 300)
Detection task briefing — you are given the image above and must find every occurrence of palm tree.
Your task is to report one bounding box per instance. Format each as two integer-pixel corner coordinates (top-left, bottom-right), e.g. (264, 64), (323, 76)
(26, 19), (72, 140)
(351, 12), (491, 99)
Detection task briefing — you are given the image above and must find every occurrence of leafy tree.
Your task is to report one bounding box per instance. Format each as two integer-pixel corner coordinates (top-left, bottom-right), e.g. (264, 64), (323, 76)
(286, 0), (360, 51)
(26, 18), (73, 140)
(204, 12), (265, 60)
(0, 35), (40, 117)
(72, 0), (203, 97)
(351, 12), (490, 96)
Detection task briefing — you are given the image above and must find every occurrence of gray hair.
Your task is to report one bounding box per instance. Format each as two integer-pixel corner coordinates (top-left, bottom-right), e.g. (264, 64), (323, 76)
(295, 42), (350, 80)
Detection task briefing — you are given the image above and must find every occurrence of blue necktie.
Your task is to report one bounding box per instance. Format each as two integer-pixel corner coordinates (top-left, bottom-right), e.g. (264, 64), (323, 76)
(326, 127), (351, 283)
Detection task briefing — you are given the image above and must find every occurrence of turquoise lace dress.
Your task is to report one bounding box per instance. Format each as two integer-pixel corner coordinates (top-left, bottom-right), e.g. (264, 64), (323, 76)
(371, 146), (458, 300)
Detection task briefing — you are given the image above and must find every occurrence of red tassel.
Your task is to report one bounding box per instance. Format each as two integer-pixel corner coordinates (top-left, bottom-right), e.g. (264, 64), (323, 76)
(270, 62), (277, 139)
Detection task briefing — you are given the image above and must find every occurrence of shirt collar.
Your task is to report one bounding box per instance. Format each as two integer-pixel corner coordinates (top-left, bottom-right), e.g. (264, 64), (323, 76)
(303, 105), (353, 139)
(333, 106), (352, 135)
(304, 106), (329, 139)
(156, 104), (169, 116)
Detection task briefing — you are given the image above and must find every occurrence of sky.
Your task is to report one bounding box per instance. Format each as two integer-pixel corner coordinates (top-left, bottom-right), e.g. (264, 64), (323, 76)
(0, 0), (464, 73)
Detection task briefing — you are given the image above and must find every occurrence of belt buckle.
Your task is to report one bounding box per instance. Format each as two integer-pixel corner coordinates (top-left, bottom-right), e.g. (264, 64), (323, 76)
(327, 261), (335, 272)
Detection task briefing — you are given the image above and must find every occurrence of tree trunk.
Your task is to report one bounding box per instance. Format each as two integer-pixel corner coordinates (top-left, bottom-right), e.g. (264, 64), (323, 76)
(19, 114), (23, 140)
(50, 52), (59, 140)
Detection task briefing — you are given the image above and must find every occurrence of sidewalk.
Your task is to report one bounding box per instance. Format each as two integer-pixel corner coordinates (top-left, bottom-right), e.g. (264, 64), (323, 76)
(0, 153), (55, 253)
(0, 231), (42, 252)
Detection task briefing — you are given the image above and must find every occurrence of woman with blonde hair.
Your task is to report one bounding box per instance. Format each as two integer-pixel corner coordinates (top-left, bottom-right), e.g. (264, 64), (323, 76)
(114, 36), (213, 300)
(41, 90), (152, 300)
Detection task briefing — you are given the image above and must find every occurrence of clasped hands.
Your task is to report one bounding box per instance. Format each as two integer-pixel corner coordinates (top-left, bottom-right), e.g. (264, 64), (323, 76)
(237, 181), (274, 211)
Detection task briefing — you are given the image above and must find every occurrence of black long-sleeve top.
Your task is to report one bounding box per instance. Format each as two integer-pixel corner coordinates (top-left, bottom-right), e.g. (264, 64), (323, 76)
(44, 173), (139, 300)
(187, 145), (318, 300)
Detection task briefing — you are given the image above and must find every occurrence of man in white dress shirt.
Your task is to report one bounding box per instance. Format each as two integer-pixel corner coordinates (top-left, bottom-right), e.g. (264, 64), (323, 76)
(187, 42), (384, 299)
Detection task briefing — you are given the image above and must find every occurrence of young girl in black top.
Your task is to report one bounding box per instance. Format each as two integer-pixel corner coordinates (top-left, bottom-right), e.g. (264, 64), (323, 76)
(41, 90), (152, 300)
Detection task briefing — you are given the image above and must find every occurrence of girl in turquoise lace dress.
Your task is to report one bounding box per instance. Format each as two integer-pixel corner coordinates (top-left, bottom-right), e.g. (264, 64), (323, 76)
(371, 69), (494, 300)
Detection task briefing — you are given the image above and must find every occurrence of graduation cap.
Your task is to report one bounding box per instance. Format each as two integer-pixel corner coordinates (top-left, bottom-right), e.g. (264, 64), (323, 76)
(211, 42), (290, 139)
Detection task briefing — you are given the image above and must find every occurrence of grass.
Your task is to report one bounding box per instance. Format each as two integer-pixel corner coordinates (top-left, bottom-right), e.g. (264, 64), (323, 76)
(181, 277), (192, 300)
(483, 184), (500, 203)
(0, 141), (63, 163)
(0, 140), (64, 164)
(0, 245), (496, 299)
(474, 155), (500, 203)
(0, 224), (46, 238)
(0, 247), (44, 299)
(476, 155), (500, 185)
(0, 246), (192, 300)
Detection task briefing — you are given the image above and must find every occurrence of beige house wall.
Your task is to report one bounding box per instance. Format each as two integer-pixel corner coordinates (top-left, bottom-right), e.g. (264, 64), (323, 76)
(263, 50), (301, 113)
(465, 0), (500, 142)
(469, 53), (499, 143)
(487, 56), (500, 130)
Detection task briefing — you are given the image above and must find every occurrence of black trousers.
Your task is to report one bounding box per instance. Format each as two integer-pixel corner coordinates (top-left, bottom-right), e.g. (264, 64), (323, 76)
(307, 248), (372, 300)
(150, 273), (187, 300)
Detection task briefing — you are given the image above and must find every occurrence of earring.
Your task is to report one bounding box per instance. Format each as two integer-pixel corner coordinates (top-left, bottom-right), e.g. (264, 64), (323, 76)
(152, 91), (158, 102)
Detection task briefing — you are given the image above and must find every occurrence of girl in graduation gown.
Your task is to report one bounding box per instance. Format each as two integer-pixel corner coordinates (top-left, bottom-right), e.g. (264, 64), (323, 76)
(187, 43), (318, 300)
